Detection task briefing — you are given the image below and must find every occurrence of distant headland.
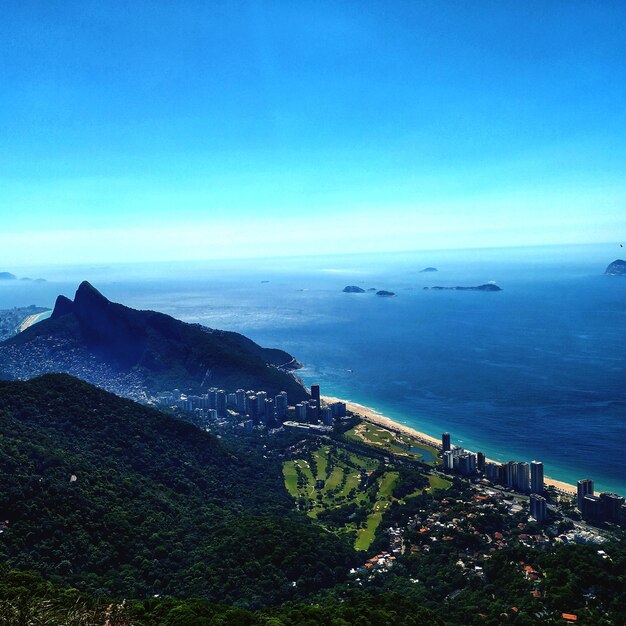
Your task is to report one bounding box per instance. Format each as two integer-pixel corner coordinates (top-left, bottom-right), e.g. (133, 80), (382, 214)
(605, 259), (626, 276)
(419, 267), (438, 272)
(424, 283), (502, 292)
(0, 271), (46, 282)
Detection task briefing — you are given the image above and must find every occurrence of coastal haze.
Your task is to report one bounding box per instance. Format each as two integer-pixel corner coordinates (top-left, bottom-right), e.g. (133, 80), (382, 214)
(3, 242), (625, 495)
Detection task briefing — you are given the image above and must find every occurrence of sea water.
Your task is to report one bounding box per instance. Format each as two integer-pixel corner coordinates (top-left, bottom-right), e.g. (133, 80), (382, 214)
(2, 243), (625, 494)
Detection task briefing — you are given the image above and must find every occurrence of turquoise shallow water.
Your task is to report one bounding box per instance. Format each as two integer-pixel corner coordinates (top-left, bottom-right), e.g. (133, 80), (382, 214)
(3, 244), (626, 495)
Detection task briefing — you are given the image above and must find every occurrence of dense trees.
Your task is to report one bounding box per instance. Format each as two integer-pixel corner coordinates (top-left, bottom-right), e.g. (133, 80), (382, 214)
(1, 375), (625, 625)
(0, 375), (355, 604)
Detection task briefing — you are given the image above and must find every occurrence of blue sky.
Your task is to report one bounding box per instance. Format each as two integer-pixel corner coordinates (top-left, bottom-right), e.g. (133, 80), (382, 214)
(1, 1), (625, 264)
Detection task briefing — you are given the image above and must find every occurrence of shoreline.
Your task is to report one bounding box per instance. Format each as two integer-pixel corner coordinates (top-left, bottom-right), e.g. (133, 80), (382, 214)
(18, 310), (50, 333)
(323, 394), (578, 495)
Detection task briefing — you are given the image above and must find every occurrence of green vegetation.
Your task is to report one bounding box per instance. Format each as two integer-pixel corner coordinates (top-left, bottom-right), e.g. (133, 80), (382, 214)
(345, 422), (439, 465)
(0, 375), (355, 606)
(426, 473), (452, 492)
(2, 374), (625, 625)
(0, 565), (444, 625)
(283, 445), (400, 550)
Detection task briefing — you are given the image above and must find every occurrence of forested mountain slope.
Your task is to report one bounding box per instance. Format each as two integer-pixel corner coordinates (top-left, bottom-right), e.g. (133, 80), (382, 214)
(0, 374), (352, 606)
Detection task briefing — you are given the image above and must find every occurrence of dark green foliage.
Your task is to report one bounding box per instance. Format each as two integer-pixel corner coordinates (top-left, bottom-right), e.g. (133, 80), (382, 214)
(0, 566), (443, 625)
(0, 375), (354, 605)
(392, 467), (429, 500)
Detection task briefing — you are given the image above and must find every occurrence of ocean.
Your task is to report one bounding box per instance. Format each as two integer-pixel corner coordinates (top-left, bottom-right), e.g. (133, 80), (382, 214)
(2, 243), (625, 495)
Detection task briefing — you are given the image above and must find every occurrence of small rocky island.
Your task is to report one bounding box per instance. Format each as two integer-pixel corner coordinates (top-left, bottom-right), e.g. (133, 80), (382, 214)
(605, 259), (626, 276)
(0, 271), (46, 282)
(419, 267), (438, 272)
(424, 283), (502, 292)
(343, 285), (366, 293)
(376, 290), (396, 297)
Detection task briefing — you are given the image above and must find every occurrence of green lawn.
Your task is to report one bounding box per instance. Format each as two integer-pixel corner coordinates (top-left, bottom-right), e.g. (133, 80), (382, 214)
(427, 474), (452, 491)
(282, 461), (299, 498)
(346, 423), (440, 466)
(316, 446), (329, 480)
(282, 442), (444, 553)
(326, 466), (345, 490)
(283, 447), (400, 551)
(355, 511), (383, 551)
(379, 471), (399, 499)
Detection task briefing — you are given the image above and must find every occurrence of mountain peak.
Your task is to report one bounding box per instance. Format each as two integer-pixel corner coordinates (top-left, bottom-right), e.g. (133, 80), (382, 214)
(51, 295), (74, 319)
(75, 281), (109, 306)
(1, 282), (307, 400)
(51, 282), (110, 320)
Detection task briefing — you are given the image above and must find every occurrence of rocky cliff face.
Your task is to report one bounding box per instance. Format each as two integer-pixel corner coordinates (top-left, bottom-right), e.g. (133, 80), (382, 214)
(605, 259), (626, 275)
(1, 282), (308, 400)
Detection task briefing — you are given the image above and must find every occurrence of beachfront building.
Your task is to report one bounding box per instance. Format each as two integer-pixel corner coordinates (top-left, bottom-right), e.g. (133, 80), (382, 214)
(442, 432), (451, 452)
(531, 461), (544, 494)
(484, 461), (501, 483)
(599, 493), (625, 524)
(577, 479), (594, 511)
(516, 462), (531, 493)
(477, 452), (485, 472)
(581, 495), (604, 523)
(457, 451), (477, 476)
(311, 384), (321, 420)
(321, 407), (334, 426)
(329, 401), (347, 418)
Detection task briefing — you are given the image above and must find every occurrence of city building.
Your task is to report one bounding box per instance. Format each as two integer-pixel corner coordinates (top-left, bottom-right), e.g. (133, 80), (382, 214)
(530, 493), (547, 522)
(599, 492), (625, 524)
(296, 402), (308, 421)
(476, 452), (485, 472)
(505, 461), (517, 489)
(275, 391), (288, 419)
(329, 401), (347, 418)
(530, 461), (544, 494)
(310, 384), (321, 420)
(321, 406), (334, 426)
(516, 462), (530, 493)
(577, 479), (594, 511)
(484, 461), (501, 483)
(457, 452), (477, 476)
(442, 432), (451, 453)
(581, 495), (604, 523)
(235, 389), (247, 413)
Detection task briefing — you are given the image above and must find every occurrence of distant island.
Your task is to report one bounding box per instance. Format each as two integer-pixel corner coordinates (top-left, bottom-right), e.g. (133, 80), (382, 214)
(419, 267), (438, 272)
(605, 259), (626, 275)
(376, 290), (395, 297)
(0, 271), (46, 282)
(343, 285), (366, 293)
(424, 283), (502, 292)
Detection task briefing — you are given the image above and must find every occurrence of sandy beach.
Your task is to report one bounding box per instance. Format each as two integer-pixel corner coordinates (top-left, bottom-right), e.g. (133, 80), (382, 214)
(18, 311), (50, 333)
(323, 394), (579, 495)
